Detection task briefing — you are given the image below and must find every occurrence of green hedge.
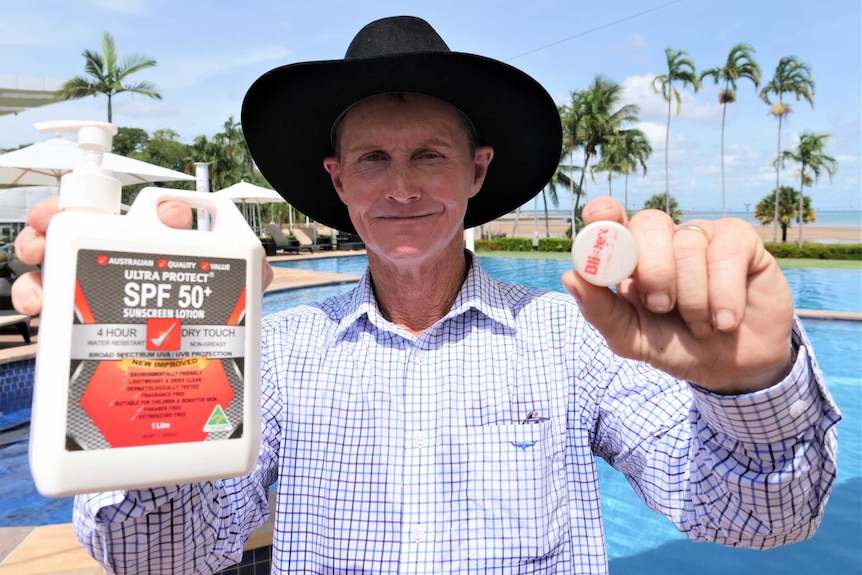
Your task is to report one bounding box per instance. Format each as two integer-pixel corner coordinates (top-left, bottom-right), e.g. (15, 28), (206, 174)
(475, 237), (533, 251)
(538, 238), (574, 252)
(764, 243), (862, 260)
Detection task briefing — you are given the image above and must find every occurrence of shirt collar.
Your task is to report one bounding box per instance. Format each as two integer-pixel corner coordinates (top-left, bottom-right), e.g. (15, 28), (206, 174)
(332, 252), (518, 338)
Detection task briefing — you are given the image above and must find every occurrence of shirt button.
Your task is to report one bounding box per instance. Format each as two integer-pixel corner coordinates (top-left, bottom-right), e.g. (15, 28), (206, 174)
(788, 400), (806, 419)
(415, 350), (427, 364)
(413, 432), (427, 447)
(411, 525), (425, 542)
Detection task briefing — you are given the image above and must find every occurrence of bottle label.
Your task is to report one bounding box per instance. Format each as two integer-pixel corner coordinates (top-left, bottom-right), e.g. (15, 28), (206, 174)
(65, 249), (248, 450)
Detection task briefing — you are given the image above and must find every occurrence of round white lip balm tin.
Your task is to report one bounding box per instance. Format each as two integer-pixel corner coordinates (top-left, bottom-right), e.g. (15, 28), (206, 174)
(571, 221), (638, 286)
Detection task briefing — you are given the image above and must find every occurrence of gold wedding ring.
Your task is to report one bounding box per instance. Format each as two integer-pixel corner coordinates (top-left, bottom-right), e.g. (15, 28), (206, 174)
(676, 224), (710, 242)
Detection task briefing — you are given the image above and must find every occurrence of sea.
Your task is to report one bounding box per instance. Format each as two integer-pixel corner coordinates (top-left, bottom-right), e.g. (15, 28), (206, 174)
(682, 209), (862, 227)
(530, 209), (862, 228)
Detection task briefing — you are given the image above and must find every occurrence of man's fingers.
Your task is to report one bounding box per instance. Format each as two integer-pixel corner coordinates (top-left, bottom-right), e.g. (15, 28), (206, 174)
(14, 226), (46, 266)
(704, 219), (760, 332)
(581, 196), (626, 227)
(26, 197), (61, 234)
(562, 269), (638, 358)
(15, 197), (60, 265)
(628, 210), (677, 313)
(11, 271), (43, 316)
(261, 251), (274, 291)
(157, 200), (194, 230)
(672, 221), (713, 338)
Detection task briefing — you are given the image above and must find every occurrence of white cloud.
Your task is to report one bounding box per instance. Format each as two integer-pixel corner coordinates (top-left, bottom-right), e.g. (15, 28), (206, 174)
(633, 121), (665, 148)
(621, 74), (719, 124)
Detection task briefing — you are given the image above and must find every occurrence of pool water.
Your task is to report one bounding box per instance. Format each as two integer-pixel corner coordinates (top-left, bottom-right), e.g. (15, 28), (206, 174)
(264, 256), (862, 315)
(2, 257), (859, 574)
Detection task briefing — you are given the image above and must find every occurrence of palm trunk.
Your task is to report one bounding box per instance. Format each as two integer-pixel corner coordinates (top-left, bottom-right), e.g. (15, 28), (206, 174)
(607, 173), (612, 197)
(665, 96), (671, 214)
(624, 172), (629, 215)
(107, 94), (113, 124)
(569, 150), (577, 237)
(512, 206), (521, 237)
(773, 112), (783, 243)
(574, 150), (589, 236)
(720, 98), (728, 217)
(542, 190), (550, 238)
(797, 168), (805, 248)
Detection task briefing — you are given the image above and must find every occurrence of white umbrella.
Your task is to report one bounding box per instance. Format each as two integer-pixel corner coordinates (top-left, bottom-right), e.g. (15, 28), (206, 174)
(213, 181), (286, 233)
(0, 135), (197, 186)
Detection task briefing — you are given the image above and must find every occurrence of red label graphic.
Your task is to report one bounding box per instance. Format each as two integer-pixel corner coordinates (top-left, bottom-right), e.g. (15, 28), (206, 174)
(80, 356), (235, 447)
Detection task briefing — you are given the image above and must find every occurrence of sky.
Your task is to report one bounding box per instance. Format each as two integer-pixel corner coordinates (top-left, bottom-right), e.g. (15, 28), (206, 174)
(1, 0), (860, 213)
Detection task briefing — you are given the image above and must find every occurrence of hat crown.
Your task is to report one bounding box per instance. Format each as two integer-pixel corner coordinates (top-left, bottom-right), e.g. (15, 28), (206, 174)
(344, 16), (450, 59)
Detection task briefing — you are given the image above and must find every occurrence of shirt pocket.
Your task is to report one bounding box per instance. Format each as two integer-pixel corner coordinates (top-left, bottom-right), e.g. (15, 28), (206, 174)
(465, 421), (568, 566)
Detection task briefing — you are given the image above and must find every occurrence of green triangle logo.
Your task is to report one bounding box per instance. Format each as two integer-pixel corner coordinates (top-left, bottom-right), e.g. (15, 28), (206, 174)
(202, 404), (232, 432)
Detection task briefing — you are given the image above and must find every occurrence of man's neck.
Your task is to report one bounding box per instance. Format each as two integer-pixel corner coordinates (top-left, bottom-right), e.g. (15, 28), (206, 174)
(367, 244), (470, 337)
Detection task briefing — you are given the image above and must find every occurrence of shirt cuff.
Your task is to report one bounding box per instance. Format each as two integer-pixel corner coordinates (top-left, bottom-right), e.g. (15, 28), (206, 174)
(688, 320), (833, 444)
(78, 486), (184, 523)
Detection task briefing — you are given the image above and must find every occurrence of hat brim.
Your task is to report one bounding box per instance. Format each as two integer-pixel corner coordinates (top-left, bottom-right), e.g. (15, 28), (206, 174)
(241, 51), (562, 233)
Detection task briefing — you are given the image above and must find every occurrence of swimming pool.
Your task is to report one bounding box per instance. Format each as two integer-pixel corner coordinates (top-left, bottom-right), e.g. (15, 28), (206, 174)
(2, 257), (859, 574)
(264, 256), (862, 314)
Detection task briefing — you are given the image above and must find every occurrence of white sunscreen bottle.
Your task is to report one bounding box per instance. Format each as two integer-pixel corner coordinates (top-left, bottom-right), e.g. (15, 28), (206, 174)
(571, 221), (638, 286)
(29, 121), (261, 497)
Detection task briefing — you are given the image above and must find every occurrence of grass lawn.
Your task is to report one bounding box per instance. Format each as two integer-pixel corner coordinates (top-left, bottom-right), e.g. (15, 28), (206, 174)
(475, 250), (862, 270)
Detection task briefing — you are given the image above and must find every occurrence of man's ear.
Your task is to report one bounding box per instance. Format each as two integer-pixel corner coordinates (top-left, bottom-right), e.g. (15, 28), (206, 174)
(470, 145), (494, 199)
(323, 157), (347, 204)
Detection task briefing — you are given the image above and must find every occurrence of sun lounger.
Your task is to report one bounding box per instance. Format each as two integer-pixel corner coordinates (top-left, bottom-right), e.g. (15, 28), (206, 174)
(263, 224), (303, 254)
(291, 228), (325, 252)
(336, 232), (365, 251)
(0, 311), (31, 343)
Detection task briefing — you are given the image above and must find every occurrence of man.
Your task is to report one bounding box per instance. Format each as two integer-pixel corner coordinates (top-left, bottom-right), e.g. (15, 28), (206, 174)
(14, 16), (839, 575)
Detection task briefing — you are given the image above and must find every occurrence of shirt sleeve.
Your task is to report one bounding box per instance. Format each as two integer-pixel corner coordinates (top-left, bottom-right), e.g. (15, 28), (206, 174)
(72, 337), (283, 575)
(589, 317), (841, 549)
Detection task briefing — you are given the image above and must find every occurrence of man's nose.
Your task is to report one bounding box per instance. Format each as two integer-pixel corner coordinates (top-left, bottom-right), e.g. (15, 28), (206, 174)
(386, 162), (421, 202)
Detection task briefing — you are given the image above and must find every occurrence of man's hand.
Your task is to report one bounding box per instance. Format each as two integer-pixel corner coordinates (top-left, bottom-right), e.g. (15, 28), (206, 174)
(562, 196), (795, 395)
(12, 197), (274, 316)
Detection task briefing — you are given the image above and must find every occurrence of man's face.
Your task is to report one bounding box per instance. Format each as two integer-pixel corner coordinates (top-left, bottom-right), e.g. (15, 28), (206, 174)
(323, 93), (493, 264)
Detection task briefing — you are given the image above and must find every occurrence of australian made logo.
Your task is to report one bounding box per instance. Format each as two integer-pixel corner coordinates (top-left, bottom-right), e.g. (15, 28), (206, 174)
(203, 404), (232, 432)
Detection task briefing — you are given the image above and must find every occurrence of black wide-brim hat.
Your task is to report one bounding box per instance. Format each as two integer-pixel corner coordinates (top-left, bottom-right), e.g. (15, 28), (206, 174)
(241, 16), (562, 232)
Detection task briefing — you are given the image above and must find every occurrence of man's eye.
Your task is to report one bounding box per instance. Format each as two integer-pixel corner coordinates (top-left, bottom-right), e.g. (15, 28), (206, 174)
(417, 152), (441, 160)
(362, 152), (386, 162)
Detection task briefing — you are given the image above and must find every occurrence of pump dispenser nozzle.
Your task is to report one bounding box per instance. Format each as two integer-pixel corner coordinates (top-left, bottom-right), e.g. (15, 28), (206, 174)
(34, 121), (121, 214)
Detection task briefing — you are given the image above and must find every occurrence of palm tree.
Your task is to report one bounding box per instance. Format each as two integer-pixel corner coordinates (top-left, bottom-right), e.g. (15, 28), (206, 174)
(759, 56), (815, 243)
(699, 43), (761, 217)
(545, 153), (571, 237)
(652, 47), (699, 214)
(54, 32), (161, 123)
(780, 132), (837, 247)
(754, 185), (815, 243)
(616, 129), (652, 215)
(561, 76), (639, 232)
(643, 192), (683, 224)
(590, 150), (620, 198)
